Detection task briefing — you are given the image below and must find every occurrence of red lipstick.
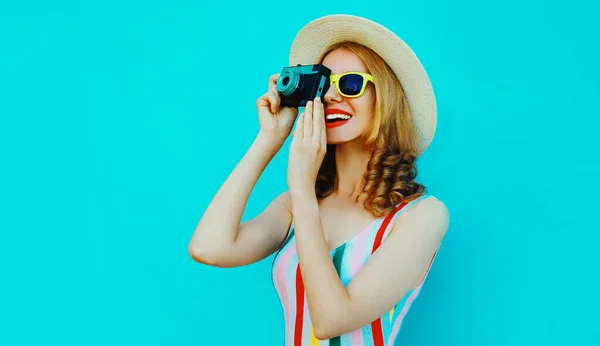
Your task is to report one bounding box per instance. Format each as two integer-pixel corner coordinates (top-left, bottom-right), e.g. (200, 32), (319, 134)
(324, 108), (352, 116)
(324, 108), (353, 129)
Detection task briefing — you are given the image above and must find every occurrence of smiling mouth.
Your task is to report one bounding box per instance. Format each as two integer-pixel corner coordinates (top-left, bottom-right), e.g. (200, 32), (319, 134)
(325, 114), (352, 122)
(324, 110), (353, 128)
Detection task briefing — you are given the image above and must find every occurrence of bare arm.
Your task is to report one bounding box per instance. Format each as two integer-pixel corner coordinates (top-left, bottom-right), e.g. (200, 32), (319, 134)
(286, 100), (449, 339)
(294, 194), (449, 340)
(188, 74), (297, 268)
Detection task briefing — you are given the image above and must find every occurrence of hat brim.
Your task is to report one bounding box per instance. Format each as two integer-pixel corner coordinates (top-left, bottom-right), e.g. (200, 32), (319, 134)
(289, 14), (437, 156)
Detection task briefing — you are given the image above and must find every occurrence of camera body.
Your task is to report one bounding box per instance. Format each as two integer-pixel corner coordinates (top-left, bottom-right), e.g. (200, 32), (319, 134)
(276, 64), (331, 108)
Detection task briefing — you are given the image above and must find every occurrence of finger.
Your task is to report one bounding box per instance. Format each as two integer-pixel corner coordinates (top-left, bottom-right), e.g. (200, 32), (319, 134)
(313, 97), (323, 142)
(321, 106), (327, 148)
(304, 101), (313, 141)
(268, 85), (280, 114)
(318, 99), (326, 148)
(269, 74), (280, 88)
(256, 91), (270, 109)
(321, 113), (327, 149)
(294, 112), (304, 142)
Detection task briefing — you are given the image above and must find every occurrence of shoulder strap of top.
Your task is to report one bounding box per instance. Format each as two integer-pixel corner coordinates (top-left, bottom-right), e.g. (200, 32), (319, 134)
(283, 194), (433, 255)
(371, 194), (433, 253)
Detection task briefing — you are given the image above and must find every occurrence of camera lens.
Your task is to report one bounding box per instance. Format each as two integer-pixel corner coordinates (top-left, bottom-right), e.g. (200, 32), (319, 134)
(277, 69), (302, 96)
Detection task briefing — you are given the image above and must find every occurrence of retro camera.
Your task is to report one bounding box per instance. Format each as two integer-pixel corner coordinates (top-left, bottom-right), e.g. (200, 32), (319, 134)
(276, 64), (331, 108)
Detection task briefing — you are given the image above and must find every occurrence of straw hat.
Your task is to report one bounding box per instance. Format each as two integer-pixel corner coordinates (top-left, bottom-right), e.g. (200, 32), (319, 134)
(288, 14), (437, 156)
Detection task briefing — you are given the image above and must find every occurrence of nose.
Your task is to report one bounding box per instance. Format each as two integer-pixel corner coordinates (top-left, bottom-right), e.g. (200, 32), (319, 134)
(324, 81), (342, 105)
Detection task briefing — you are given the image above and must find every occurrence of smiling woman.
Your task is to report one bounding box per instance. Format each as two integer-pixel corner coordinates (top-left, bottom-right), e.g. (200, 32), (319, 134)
(188, 14), (449, 346)
(318, 48), (377, 145)
(314, 41), (424, 219)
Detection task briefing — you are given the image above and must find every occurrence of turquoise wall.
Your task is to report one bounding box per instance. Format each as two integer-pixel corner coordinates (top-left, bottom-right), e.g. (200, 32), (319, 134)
(1, 1), (598, 345)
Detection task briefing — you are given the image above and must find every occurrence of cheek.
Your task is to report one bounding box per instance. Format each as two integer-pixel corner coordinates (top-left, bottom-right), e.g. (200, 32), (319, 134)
(352, 97), (376, 122)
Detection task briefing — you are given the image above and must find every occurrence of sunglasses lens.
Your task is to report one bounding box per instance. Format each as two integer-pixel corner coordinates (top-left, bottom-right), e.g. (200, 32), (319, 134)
(338, 74), (364, 96)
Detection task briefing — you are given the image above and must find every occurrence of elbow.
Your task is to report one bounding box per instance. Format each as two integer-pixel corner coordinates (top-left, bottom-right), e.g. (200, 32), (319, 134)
(312, 311), (351, 340)
(187, 242), (205, 263)
(312, 318), (343, 341)
(188, 224), (223, 265)
(188, 240), (220, 266)
(313, 328), (330, 341)
(313, 325), (338, 341)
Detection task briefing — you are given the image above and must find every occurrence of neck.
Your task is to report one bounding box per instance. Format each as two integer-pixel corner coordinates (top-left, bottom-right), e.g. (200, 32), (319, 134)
(333, 138), (372, 200)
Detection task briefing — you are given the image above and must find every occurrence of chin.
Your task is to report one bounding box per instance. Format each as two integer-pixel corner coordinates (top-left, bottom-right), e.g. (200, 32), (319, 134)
(325, 131), (363, 145)
(326, 138), (347, 145)
(325, 119), (368, 145)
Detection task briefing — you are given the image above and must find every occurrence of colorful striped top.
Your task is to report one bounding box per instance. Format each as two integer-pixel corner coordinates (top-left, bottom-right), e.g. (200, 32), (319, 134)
(271, 194), (438, 346)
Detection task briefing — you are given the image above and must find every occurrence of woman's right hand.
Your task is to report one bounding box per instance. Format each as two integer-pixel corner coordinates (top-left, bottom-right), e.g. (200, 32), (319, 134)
(256, 74), (299, 146)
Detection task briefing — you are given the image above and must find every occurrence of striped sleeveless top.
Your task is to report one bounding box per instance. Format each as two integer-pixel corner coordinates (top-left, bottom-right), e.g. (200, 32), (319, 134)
(271, 194), (438, 346)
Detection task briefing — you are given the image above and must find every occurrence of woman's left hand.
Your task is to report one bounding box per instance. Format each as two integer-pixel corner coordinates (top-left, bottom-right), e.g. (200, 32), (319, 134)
(287, 97), (327, 197)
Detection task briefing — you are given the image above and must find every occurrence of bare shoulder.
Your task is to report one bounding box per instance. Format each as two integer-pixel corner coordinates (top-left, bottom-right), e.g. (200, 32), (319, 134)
(273, 190), (293, 215)
(407, 195), (450, 223)
(392, 195), (450, 239)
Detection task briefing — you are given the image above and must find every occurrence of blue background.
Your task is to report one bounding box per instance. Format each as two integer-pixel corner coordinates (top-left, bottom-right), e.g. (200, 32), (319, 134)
(1, 1), (599, 345)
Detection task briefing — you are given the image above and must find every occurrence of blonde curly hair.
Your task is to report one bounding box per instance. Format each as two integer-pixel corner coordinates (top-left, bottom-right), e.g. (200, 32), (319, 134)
(315, 41), (426, 218)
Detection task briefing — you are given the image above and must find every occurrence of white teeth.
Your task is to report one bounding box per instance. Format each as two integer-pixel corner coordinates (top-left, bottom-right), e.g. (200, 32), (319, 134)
(326, 114), (352, 120)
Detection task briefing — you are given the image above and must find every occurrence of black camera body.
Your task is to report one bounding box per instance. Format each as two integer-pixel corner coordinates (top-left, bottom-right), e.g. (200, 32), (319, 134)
(276, 64), (331, 108)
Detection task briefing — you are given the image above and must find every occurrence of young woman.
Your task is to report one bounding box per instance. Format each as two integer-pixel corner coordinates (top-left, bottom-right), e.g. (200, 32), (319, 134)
(189, 14), (450, 346)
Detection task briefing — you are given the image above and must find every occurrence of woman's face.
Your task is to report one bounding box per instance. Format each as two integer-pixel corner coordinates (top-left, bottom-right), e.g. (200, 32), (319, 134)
(321, 48), (376, 145)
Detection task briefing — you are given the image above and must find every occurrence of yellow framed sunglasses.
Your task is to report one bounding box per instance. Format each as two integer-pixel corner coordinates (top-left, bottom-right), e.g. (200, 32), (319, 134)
(328, 72), (374, 98)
